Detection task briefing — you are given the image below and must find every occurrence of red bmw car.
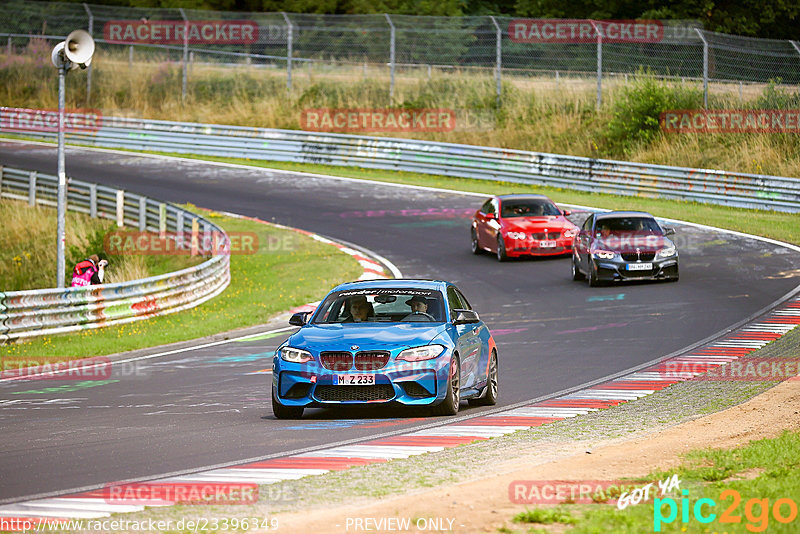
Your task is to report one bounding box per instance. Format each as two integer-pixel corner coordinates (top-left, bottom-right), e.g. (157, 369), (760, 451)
(471, 194), (579, 261)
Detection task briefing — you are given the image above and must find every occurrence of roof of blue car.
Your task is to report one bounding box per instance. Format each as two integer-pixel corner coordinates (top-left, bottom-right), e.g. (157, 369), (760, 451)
(331, 279), (447, 292)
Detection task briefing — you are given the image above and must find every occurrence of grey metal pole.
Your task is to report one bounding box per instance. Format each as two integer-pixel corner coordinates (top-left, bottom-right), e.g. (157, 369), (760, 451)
(590, 20), (602, 109)
(281, 12), (293, 91)
(695, 28), (708, 109)
(489, 16), (502, 107)
(83, 3), (93, 106)
(385, 14), (395, 100)
(179, 8), (188, 103)
(57, 64), (67, 288)
(790, 40), (800, 57)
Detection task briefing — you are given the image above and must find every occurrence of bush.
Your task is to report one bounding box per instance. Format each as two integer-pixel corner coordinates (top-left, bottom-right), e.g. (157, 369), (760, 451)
(603, 72), (702, 155)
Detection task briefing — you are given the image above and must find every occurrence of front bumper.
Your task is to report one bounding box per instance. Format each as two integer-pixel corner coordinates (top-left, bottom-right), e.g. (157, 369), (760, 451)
(504, 236), (574, 257)
(592, 256), (679, 281)
(272, 357), (451, 408)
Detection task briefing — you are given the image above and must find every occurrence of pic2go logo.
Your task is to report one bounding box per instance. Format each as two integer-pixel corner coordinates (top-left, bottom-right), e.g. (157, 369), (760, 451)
(654, 489), (799, 532)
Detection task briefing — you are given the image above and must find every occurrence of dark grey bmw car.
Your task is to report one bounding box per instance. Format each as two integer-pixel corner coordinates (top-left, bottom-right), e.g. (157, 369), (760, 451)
(572, 211), (679, 286)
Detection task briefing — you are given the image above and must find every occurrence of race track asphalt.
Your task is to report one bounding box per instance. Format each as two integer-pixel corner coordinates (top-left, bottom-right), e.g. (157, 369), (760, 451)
(1, 142), (798, 502)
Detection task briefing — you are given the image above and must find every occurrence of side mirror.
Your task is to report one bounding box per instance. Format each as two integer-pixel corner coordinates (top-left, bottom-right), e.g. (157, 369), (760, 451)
(485, 213), (496, 220)
(453, 309), (480, 325)
(289, 312), (310, 327)
(663, 227), (675, 236)
(562, 210), (571, 216)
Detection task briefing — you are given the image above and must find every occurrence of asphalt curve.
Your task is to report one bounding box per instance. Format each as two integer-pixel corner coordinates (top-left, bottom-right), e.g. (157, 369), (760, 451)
(1, 141), (798, 502)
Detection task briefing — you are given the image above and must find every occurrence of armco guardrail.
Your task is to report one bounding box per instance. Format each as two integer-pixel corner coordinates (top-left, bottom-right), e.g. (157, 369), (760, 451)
(0, 165), (230, 342)
(2, 111), (798, 213)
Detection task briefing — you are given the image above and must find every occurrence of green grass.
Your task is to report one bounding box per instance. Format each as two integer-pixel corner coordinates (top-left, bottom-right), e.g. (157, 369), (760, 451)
(0, 209), (361, 360)
(513, 507), (578, 525)
(546, 430), (800, 533)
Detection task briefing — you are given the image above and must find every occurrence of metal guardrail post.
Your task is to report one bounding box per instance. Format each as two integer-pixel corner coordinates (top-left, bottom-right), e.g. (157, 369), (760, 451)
(138, 196), (147, 231)
(590, 20), (603, 109)
(281, 12), (293, 92)
(28, 171), (36, 206)
(159, 203), (166, 238)
(89, 183), (97, 218)
(176, 210), (185, 249)
(179, 8), (189, 104)
(116, 190), (124, 227)
(191, 217), (199, 255)
(0, 165), (4, 197)
(695, 28), (709, 108)
(489, 16), (502, 108)
(83, 2), (93, 106)
(385, 14), (395, 100)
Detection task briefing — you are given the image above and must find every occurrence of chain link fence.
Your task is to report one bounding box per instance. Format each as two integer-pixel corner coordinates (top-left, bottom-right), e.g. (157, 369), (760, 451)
(1, 1), (800, 107)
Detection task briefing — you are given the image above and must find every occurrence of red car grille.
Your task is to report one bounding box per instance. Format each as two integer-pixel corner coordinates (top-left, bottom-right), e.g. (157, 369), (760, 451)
(320, 351), (353, 371)
(354, 351), (390, 371)
(530, 231), (562, 240)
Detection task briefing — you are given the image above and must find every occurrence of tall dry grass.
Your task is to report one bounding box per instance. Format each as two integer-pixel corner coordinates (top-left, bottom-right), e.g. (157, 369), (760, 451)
(2, 42), (800, 178)
(0, 200), (197, 291)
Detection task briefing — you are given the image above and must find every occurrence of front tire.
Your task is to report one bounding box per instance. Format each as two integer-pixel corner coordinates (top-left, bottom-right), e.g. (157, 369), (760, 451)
(471, 228), (480, 255)
(495, 235), (507, 262)
(572, 255), (585, 281)
(432, 356), (460, 416)
(469, 350), (498, 407)
(588, 262), (602, 287)
(272, 395), (304, 419)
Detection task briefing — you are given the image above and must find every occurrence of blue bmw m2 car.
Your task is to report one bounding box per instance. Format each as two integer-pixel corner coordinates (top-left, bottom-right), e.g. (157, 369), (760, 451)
(271, 279), (498, 419)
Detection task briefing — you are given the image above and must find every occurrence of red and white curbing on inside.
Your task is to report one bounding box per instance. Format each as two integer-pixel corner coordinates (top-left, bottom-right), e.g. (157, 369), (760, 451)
(1, 297), (798, 523)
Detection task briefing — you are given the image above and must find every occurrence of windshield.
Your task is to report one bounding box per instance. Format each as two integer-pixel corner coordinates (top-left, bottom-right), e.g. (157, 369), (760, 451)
(313, 288), (445, 324)
(501, 199), (561, 218)
(596, 217), (663, 235)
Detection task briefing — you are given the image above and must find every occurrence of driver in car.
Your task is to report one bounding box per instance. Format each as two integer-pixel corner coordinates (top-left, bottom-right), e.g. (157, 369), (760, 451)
(403, 295), (434, 321)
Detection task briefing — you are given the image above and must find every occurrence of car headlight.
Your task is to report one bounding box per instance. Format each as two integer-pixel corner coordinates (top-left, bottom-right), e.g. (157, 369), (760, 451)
(506, 232), (526, 240)
(396, 344), (447, 362)
(592, 250), (616, 259)
(279, 346), (313, 363)
(563, 229), (577, 238)
(656, 246), (676, 258)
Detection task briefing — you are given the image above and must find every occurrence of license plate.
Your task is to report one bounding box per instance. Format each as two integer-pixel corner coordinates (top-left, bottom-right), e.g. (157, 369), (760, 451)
(627, 263), (653, 271)
(336, 374), (375, 385)
(539, 240), (557, 248)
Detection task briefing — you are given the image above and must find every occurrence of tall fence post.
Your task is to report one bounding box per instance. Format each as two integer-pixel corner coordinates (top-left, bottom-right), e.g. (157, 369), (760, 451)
(590, 20), (603, 109)
(791, 40), (800, 57)
(695, 28), (708, 109)
(116, 190), (125, 227)
(28, 171), (37, 206)
(138, 196), (147, 231)
(179, 8), (189, 103)
(89, 183), (97, 218)
(385, 14), (396, 100)
(83, 3), (93, 106)
(281, 12), (293, 92)
(489, 16), (502, 108)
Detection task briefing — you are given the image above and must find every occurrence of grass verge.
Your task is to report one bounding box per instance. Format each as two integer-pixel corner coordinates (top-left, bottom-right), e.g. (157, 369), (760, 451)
(513, 430), (800, 534)
(0, 208), (361, 361)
